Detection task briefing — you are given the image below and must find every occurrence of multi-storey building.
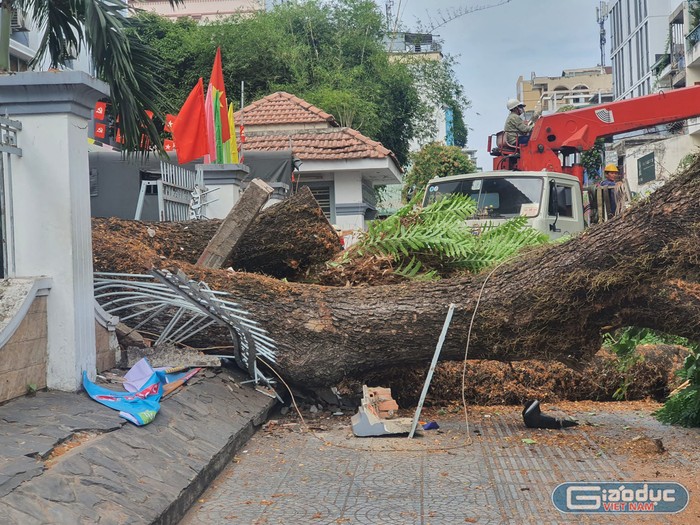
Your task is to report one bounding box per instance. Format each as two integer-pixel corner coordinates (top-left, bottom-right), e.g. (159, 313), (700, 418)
(132, 0), (264, 22)
(608, 0), (700, 193)
(384, 31), (449, 151)
(608, 0), (671, 99)
(517, 67), (613, 118)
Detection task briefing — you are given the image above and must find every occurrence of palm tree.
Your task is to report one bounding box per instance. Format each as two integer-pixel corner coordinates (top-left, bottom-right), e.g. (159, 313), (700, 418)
(0, 0), (179, 152)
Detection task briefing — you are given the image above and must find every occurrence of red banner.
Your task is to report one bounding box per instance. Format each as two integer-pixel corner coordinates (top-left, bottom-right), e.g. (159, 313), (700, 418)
(164, 139), (175, 152)
(94, 123), (106, 139)
(94, 101), (107, 121)
(164, 113), (177, 133)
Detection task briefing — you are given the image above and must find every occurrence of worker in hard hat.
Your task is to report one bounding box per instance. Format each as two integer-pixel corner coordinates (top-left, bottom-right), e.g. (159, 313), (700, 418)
(503, 99), (540, 149)
(598, 163), (620, 216)
(599, 163), (619, 186)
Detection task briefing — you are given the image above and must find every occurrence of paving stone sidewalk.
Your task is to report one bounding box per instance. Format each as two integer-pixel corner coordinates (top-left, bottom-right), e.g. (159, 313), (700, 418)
(0, 367), (277, 525)
(182, 406), (680, 525)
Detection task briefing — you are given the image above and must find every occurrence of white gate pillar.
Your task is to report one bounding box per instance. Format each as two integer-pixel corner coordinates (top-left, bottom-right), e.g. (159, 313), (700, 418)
(0, 71), (109, 391)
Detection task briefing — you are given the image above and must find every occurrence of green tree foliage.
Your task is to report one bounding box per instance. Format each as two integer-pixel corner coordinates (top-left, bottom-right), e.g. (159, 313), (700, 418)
(603, 327), (700, 419)
(402, 142), (475, 201)
(655, 350), (700, 427)
(690, 1), (700, 28)
(402, 54), (470, 148)
(582, 138), (605, 184)
(133, 0), (466, 167)
(0, 0), (179, 153)
(356, 194), (549, 279)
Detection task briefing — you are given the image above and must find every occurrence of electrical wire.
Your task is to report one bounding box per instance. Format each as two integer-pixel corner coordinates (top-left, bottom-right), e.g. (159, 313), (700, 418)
(460, 253), (525, 445)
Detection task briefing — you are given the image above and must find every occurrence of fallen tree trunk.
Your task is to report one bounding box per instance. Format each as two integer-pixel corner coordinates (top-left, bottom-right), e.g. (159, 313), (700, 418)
(93, 163), (700, 387)
(92, 185), (341, 279)
(227, 185), (341, 278)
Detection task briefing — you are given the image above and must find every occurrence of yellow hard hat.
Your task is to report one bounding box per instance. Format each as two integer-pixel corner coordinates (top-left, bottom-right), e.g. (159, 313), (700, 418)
(604, 163), (619, 173)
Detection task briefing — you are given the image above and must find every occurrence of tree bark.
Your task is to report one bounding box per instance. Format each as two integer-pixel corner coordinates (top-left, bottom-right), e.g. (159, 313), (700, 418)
(227, 185), (341, 278)
(93, 164), (700, 388)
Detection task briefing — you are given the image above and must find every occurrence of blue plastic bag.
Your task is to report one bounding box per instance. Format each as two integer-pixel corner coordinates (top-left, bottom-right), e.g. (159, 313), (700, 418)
(82, 371), (162, 426)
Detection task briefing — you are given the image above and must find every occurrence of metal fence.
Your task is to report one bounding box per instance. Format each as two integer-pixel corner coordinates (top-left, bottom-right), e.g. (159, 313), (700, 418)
(134, 162), (208, 221)
(0, 115), (22, 278)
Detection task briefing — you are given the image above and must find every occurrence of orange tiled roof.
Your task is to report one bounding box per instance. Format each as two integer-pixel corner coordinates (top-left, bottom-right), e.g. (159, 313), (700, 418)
(239, 128), (398, 167)
(234, 91), (338, 127)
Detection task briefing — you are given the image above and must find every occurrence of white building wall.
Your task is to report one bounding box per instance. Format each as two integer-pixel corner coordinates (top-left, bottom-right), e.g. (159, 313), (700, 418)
(623, 133), (696, 194)
(334, 172), (363, 202)
(334, 172), (364, 231)
(0, 72), (109, 391)
(609, 0), (674, 99)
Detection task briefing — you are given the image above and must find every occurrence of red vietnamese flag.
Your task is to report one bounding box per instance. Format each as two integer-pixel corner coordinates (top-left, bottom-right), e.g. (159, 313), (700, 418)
(164, 113), (177, 133)
(145, 110), (154, 120)
(164, 139), (175, 152)
(95, 123), (106, 139)
(115, 128), (124, 144)
(94, 101), (107, 121)
(172, 78), (209, 164)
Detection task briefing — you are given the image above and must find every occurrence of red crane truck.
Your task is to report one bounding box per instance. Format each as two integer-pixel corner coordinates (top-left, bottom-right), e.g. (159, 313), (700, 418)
(423, 85), (700, 239)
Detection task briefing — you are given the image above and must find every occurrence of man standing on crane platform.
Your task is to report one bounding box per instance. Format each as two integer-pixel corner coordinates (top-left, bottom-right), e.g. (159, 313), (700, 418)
(504, 99), (540, 149)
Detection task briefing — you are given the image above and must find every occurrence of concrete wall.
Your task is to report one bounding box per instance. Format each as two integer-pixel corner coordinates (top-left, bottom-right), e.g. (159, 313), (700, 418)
(89, 150), (162, 221)
(623, 133), (699, 194)
(0, 286), (117, 403)
(0, 71), (109, 391)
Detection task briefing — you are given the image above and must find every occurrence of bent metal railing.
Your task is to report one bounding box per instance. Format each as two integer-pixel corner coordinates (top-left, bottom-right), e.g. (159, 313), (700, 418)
(93, 270), (278, 395)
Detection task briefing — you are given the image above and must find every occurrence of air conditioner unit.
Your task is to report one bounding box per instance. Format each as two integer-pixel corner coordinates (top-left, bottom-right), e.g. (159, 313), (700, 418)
(10, 10), (29, 32)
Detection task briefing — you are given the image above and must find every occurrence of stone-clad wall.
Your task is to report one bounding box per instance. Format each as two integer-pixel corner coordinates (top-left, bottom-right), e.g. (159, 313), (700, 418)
(0, 297), (48, 403)
(0, 301), (118, 403)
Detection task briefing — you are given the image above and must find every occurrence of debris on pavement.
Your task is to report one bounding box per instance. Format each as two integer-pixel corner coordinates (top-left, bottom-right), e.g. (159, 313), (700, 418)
(351, 385), (416, 437)
(84, 358), (203, 425)
(522, 399), (578, 429)
(126, 343), (222, 369)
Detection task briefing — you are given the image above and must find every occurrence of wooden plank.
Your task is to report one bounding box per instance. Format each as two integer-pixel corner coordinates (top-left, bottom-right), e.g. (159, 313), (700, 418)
(196, 178), (273, 269)
(602, 187), (613, 220)
(596, 187), (604, 223)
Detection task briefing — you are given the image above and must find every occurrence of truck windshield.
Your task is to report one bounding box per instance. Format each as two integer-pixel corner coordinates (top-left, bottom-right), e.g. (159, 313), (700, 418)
(423, 176), (543, 218)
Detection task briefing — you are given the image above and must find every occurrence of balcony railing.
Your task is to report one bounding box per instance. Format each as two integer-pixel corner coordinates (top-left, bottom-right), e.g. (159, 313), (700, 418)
(652, 53), (670, 76)
(687, 24), (700, 47)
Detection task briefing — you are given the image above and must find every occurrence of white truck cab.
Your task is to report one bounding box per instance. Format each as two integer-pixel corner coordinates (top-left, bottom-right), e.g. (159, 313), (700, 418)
(422, 171), (585, 239)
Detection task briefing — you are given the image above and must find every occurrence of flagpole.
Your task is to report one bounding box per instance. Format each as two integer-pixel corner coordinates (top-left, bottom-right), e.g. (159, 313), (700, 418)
(239, 80), (245, 163)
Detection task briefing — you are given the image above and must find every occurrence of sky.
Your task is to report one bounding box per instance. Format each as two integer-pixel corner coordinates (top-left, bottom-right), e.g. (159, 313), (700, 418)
(383, 0), (604, 167)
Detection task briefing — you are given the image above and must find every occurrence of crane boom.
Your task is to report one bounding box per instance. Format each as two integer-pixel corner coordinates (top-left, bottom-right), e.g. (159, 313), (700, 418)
(491, 84), (700, 182)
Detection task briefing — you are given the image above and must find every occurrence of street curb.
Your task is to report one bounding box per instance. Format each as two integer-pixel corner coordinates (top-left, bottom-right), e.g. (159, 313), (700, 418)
(153, 393), (277, 525)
